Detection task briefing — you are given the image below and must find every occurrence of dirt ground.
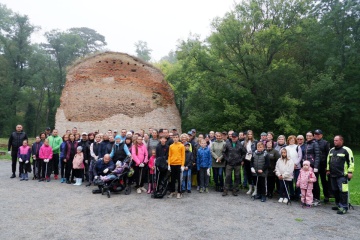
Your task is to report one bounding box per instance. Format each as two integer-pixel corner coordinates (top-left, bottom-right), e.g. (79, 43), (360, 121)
(0, 160), (359, 240)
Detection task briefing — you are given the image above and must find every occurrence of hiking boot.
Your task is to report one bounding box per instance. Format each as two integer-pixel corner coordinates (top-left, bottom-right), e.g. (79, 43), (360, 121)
(261, 195), (267, 202)
(337, 208), (347, 214)
(199, 188), (204, 193)
(205, 188), (209, 193)
(232, 190), (238, 196)
(25, 173), (29, 181)
(187, 190), (191, 193)
(10, 173), (16, 178)
(222, 189), (228, 196)
(85, 182), (92, 187)
(196, 186), (200, 191)
(332, 206), (339, 211)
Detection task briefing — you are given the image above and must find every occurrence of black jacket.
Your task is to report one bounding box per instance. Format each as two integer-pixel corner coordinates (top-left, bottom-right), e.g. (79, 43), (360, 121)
(316, 138), (330, 165)
(304, 140), (320, 169)
(223, 139), (244, 166)
(8, 131), (28, 151)
(185, 150), (194, 169)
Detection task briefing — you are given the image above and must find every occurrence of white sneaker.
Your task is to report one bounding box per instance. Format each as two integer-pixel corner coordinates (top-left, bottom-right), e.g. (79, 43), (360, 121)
(196, 186), (200, 191)
(177, 193), (182, 199)
(278, 198), (284, 203)
(137, 188), (142, 194)
(246, 185), (253, 195)
(168, 192), (176, 198)
(140, 187), (147, 192)
(283, 198), (288, 204)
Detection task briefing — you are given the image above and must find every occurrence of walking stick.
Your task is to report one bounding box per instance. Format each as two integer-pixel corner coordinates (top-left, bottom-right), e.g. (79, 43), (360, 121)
(283, 179), (292, 205)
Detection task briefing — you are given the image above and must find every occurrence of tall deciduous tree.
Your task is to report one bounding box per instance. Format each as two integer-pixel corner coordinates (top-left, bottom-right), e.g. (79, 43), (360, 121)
(135, 40), (152, 62)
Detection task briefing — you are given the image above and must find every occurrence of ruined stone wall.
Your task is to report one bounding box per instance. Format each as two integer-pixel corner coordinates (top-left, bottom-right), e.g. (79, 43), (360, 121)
(55, 52), (181, 134)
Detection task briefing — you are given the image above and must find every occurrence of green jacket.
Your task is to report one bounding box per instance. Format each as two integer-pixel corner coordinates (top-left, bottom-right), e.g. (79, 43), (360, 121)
(48, 135), (63, 154)
(211, 140), (226, 168)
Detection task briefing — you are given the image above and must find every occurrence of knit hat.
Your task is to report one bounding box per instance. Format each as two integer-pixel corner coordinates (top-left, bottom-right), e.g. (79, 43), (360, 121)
(77, 146), (83, 151)
(303, 160), (310, 166)
(115, 135), (121, 140)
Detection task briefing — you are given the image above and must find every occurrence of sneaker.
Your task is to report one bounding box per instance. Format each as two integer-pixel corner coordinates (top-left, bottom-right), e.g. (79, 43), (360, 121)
(168, 192), (176, 198)
(10, 173), (16, 179)
(305, 204), (311, 208)
(54, 175), (58, 180)
(140, 187), (147, 192)
(38, 178), (44, 182)
(232, 190), (238, 196)
(46, 178), (50, 182)
(312, 199), (321, 207)
(332, 206), (339, 211)
(278, 198), (284, 203)
(196, 186), (200, 191)
(261, 195), (267, 202)
(199, 188), (204, 193)
(137, 188), (142, 194)
(283, 198), (288, 204)
(337, 208), (347, 215)
(187, 190), (191, 193)
(177, 193), (182, 199)
(222, 189), (228, 196)
(205, 188), (209, 193)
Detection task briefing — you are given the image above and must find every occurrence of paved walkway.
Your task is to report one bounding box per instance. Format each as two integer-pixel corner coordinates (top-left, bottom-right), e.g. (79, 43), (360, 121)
(0, 161), (358, 239)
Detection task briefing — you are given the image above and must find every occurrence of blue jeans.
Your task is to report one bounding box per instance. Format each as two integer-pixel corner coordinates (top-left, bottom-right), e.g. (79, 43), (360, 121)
(182, 169), (192, 190)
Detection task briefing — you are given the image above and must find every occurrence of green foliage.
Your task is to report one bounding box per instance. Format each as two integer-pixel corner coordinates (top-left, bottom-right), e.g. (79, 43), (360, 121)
(134, 40), (152, 62)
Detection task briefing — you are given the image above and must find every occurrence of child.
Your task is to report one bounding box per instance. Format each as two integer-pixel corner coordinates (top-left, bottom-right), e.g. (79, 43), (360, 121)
(59, 134), (69, 183)
(147, 149), (156, 194)
(296, 160), (317, 207)
(39, 139), (53, 182)
(275, 148), (295, 204)
(100, 160), (128, 182)
(18, 140), (31, 181)
(168, 133), (185, 199)
(197, 140), (212, 193)
(182, 142), (193, 193)
(72, 146), (84, 186)
(251, 142), (269, 202)
(31, 137), (43, 180)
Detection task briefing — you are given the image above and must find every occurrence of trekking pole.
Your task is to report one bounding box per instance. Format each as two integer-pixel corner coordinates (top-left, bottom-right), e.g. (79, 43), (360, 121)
(252, 175), (258, 200)
(283, 179), (292, 205)
(347, 176), (354, 210)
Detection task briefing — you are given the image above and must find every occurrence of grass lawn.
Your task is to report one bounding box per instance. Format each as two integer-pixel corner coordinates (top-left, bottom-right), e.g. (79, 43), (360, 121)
(0, 138), (358, 205)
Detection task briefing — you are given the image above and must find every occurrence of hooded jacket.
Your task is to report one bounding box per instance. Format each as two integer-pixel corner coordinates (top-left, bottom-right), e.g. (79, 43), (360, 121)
(275, 157), (295, 181)
(296, 167), (316, 189)
(131, 143), (148, 166)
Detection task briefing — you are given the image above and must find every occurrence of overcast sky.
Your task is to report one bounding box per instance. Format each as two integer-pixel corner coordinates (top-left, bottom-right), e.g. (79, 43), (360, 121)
(1, 0), (237, 61)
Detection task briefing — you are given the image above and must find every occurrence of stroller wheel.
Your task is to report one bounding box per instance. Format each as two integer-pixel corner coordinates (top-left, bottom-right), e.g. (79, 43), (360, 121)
(107, 191), (111, 198)
(125, 186), (131, 195)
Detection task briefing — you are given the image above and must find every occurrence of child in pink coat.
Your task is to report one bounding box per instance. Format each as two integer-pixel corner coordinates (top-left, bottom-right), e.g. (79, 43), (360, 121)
(39, 139), (53, 182)
(72, 146), (84, 186)
(131, 135), (148, 194)
(147, 149), (156, 194)
(296, 160), (317, 207)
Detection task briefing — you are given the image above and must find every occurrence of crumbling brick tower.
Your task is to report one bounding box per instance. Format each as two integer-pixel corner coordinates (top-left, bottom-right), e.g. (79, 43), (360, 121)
(55, 51), (181, 134)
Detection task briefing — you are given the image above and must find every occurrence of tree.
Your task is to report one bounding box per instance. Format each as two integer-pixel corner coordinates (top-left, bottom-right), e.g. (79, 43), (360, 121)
(135, 40), (152, 62)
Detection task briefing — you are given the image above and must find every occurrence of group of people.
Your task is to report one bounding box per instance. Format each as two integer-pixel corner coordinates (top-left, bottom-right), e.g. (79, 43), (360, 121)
(7, 125), (354, 214)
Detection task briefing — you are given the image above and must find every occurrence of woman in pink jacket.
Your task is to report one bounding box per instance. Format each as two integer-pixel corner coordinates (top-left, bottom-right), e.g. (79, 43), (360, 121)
(39, 139), (53, 182)
(131, 135), (148, 194)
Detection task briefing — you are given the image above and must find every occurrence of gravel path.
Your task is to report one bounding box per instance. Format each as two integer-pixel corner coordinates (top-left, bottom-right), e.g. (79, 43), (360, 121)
(0, 160), (358, 240)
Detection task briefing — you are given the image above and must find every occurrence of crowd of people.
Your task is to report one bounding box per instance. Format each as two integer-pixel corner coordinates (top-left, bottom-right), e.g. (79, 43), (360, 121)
(7, 125), (355, 214)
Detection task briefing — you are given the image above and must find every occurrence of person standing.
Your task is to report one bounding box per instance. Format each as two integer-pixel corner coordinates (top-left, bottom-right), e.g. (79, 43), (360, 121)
(211, 132), (226, 192)
(222, 132), (244, 196)
(314, 129), (331, 203)
(167, 133), (185, 199)
(8, 125), (28, 178)
(326, 135), (355, 214)
(48, 129), (63, 180)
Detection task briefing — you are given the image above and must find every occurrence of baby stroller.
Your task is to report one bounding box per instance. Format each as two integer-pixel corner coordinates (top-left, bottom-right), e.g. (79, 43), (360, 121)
(152, 167), (171, 199)
(93, 157), (133, 198)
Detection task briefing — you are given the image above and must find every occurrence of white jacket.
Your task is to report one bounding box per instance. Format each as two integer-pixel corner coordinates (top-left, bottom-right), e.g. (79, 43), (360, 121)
(285, 144), (302, 169)
(275, 158), (295, 181)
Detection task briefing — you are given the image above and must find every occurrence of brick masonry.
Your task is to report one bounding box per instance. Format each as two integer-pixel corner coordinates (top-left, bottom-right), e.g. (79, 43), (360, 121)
(55, 52), (181, 134)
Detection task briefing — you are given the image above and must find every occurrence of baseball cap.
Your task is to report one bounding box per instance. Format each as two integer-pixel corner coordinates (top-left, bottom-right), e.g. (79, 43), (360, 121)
(231, 132), (239, 137)
(314, 129), (323, 135)
(184, 142), (190, 146)
(82, 132), (87, 135)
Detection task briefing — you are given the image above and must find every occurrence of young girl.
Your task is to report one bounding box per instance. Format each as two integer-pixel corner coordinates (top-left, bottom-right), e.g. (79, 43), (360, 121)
(72, 146), (84, 186)
(296, 160), (317, 207)
(197, 139), (212, 193)
(87, 134), (102, 186)
(275, 148), (295, 203)
(147, 149), (156, 194)
(39, 139), (53, 182)
(250, 142), (269, 202)
(182, 142), (194, 193)
(31, 136), (43, 180)
(131, 135), (148, 194)
(18, 140), (31, 181)
(59, 134), (69, 183)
